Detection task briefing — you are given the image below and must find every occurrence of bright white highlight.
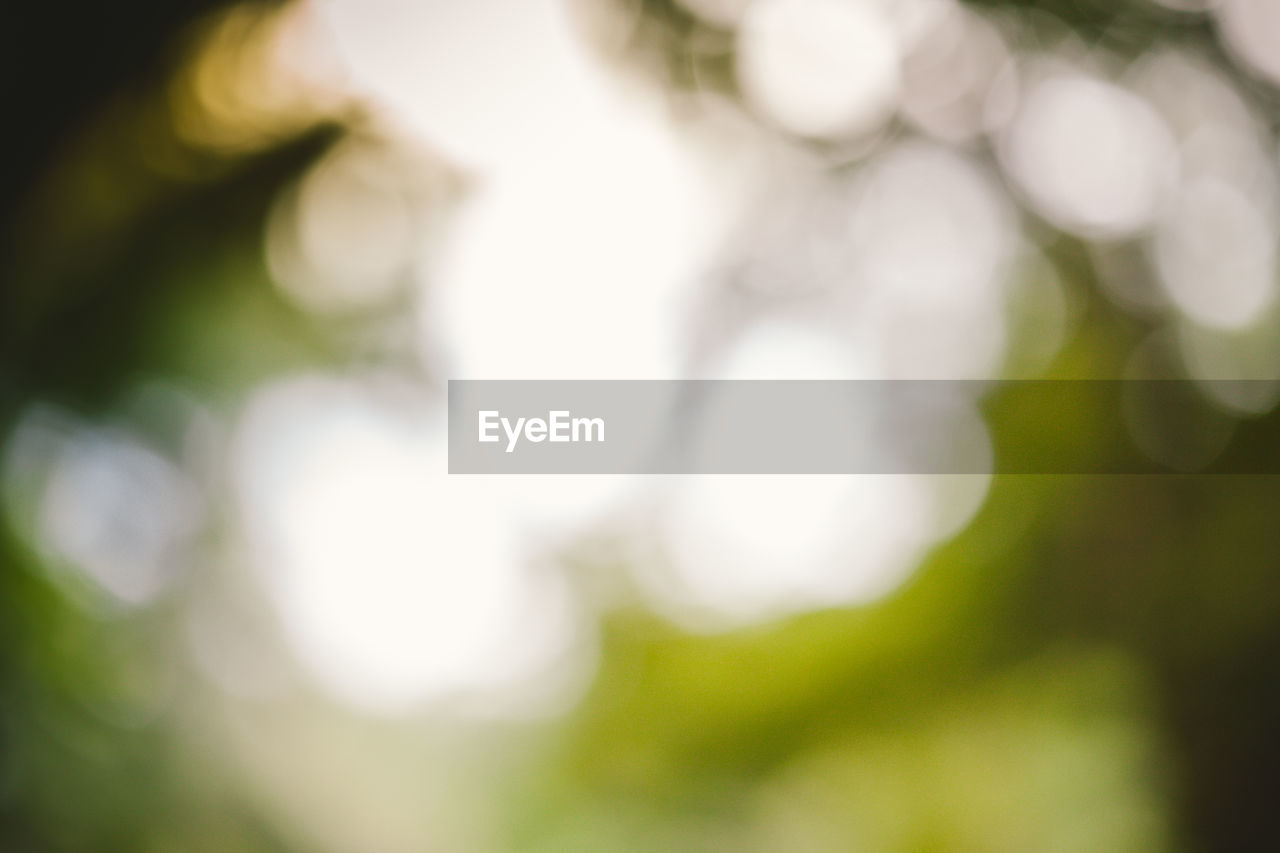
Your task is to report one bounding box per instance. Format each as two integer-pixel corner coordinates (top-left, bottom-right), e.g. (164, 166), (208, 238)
(424, 103), (719, 380)
(322, 0), (606, 173)
(1000, 71), (1178, 239)
(650, 322), (990, 626)
(737, 0), (901, 138)
(701, 319), (876, 380)
(232, 376), (583, 714)
(658, 474), (930, 623)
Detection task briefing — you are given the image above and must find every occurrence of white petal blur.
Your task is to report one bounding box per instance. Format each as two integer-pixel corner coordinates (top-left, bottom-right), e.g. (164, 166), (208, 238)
(900, 2), (1010, 143)
(1128, 48), (1277, 219)
(1151, 177), (1277, 329)
(421, 99), (727, 380)
(321, 0), (610, 174)
(652, 321), (990, 626)
(999, 69), (1178, 239)
(267, 138), (424, 314)
(1216, 0), (1280, 88)
(736, 0), (901, 139)
(848, 141), (1014, 378)
(657, 474), (931, 624)
(231, 375), (586, 714)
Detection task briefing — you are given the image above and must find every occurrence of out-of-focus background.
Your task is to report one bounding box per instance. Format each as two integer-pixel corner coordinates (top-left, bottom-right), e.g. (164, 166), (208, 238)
(4, 0), (1280, 849)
